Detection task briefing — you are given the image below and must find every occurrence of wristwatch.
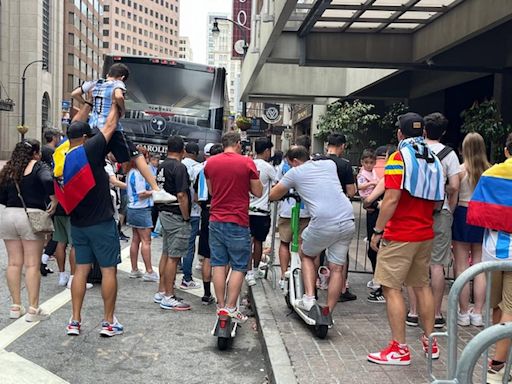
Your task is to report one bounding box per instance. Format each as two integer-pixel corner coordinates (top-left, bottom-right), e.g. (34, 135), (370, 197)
(373, 228), (384, 235)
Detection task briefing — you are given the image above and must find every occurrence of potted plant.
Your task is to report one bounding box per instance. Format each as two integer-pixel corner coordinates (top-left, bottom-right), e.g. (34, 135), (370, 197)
(236, 116), (252, 131)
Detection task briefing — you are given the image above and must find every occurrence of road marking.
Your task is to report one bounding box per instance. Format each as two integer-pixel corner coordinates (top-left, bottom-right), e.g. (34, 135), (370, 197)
(0, 350), (69, 383)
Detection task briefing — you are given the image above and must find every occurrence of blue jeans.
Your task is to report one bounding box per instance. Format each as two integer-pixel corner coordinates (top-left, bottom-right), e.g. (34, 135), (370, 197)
(182, 216), (200, 281)
(209, 221), (251, 272)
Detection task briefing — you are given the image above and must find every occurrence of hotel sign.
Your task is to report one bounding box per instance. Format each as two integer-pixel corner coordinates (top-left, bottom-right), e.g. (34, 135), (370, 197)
(232, 0), (252, 58)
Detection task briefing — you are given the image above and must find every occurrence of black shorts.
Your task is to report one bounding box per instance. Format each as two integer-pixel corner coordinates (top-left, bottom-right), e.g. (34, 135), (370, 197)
(198, 206), (210, 258)
(249, 215), (271, 242)
(92, 128), (139, 163)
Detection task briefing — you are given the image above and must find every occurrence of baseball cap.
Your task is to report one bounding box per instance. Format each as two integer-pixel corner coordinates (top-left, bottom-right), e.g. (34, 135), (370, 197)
(203, 143), (215, 156)
(185, 142), (199, 155)
(396, 112), (424, 137)
(67, 121), (93, 139)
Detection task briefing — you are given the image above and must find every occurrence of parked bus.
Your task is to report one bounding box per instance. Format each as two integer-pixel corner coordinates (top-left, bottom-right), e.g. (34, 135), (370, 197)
(102, 55), (227, 155)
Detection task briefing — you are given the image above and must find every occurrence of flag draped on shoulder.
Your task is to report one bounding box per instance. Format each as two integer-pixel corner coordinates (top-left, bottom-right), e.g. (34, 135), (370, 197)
(398, 137), (444, 201)
(54, 145), (96, 214)
(468, 158), (512, 233)
(53, 139), (70, 178)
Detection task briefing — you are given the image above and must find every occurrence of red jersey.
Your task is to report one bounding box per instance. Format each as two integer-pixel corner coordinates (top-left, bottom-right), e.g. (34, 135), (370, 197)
(204, 152), (259, 227)
(383, 151), (435, 242)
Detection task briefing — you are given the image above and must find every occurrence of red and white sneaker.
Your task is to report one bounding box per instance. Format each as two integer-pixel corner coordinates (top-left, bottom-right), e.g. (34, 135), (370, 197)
(367, 340), (411, 366)
(421, 334), (440, 359)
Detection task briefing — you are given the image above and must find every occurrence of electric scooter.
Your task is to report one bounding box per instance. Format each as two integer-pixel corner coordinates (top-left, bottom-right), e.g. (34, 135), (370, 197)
(282, 193), (332, 339)
(211, 271), (240, 350)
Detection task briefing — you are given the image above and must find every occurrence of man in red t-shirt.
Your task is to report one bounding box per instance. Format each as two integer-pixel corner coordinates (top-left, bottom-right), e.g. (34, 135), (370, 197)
(367, 113), (441, 366)
(204, 132), (263, 322)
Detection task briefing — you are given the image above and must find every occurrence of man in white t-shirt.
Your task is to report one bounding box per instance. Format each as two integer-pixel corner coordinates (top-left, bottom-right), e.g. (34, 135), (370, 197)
(406, 112), (461, 329)
(247, 138), (277, 286)
(270, 146), (355, 313)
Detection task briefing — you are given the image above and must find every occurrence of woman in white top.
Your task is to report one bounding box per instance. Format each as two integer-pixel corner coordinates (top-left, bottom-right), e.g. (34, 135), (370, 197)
(452, 132), (490, 327)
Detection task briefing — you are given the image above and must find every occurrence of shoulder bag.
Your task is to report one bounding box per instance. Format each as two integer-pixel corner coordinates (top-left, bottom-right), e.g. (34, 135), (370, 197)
(14, 181), (54, 235)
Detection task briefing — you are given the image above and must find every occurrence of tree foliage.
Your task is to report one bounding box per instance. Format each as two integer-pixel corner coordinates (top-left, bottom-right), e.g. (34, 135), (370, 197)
(461, 99), (509, 162)
(315, 100), (379, 150)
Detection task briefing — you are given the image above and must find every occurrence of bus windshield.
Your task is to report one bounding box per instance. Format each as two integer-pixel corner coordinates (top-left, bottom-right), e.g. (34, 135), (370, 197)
(103, 56), (226, 154)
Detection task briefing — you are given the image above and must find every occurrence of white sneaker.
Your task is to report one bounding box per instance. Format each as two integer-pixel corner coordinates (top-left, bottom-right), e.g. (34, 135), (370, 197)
(142, 271), (159, 282)
(469, 308), (484, 327)
(153, 291), (165, 304)
(129, 270), (143, 279)
(58, 272), (70, 287)
(278, 279), (286, 290)
(457, 311), (470, 326)
(296, 295), (316, 311)
(153, 190), (177, 204)
(66, 275), (93, 290)
(246, 271), (256, 287)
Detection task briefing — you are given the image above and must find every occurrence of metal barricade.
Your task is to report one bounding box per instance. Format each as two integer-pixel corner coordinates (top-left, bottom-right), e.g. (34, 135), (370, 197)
(429, 260), (512, 384)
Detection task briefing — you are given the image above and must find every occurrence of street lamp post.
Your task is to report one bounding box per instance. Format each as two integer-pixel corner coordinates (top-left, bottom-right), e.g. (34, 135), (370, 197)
(18, 59), (47, 141)
(212, 17), (250, 117)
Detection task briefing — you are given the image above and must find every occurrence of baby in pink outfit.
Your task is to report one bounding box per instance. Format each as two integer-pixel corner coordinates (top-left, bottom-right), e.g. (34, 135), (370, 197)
(357, 150), (379, 198)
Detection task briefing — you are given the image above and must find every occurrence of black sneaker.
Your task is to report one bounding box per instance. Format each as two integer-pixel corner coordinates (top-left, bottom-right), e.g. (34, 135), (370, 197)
(338, 289), (357, 302)
(119, 232), (130, 241)
(201, 295), (215, 305)
(367, 289), (386, 303)
(434, 316), (446, 328)
(406, 314), (419, 327)
(40, 263), (53, 276)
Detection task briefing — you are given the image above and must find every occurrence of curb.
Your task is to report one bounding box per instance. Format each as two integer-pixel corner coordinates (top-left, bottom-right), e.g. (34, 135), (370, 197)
(250, 279), (297, 384)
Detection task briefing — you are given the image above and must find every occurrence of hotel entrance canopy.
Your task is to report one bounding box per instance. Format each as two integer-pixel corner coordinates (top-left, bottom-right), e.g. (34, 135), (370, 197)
(240, 0), (512, 103)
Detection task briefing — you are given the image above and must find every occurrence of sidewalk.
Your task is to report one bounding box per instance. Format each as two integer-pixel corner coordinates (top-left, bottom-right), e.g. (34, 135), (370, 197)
(254, 272), (484, 384)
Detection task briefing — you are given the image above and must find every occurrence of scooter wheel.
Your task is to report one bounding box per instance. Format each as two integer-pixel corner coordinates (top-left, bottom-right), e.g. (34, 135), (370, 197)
(217, 337), (230, 351)
(315, 324), (328, 339)
(284, 294), (293, 309)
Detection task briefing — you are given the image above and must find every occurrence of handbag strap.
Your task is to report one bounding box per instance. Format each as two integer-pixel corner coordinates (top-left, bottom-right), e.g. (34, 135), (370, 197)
(14, 181), (30, 217)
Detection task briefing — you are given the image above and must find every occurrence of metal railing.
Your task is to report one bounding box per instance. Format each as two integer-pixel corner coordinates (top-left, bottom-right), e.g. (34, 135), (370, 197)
(429, 260), (512, 384)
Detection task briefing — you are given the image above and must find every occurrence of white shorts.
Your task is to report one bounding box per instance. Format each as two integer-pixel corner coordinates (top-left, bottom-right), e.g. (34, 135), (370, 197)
(0, 207), (45, 241)
(301, 220), (355, 266)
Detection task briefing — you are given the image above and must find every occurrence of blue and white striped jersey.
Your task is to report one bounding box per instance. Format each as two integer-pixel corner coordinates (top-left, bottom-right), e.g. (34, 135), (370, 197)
(483, 229), (512, 261)
(127, 169), (153, 209)
(81, 79), (126, 131)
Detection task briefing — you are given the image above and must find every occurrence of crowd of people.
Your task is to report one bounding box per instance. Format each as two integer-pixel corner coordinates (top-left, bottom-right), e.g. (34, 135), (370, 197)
(0, 62), (511, 382)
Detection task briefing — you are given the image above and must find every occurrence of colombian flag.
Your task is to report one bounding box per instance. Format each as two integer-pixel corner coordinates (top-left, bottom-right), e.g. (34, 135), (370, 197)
(54, 145), (96, 214)
(467, 158), (512, 233)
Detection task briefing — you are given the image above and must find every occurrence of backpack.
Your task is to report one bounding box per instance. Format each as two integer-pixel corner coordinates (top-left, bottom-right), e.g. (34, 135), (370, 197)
(435, 145), (454, 162)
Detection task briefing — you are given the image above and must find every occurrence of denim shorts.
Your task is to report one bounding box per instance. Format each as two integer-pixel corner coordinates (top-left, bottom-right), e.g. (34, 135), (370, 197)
(209, 221), (251, 272)
(71, 219), (121, 268)
(127, 207), (153, 229)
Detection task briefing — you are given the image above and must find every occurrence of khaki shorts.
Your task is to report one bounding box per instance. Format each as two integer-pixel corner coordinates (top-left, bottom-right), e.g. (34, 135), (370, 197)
(278, 217), (310, 243)
(0, 207), (45, 241)
(490, 271), (512, 315)
(160, 211), (191, 258)
(431, 209), (453, 266)
(374, 239), (433, 290)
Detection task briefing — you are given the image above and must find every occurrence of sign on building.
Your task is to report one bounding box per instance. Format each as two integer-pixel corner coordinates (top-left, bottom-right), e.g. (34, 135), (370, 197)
(232, 0), (252, 58)
(262, 103), (282, 125)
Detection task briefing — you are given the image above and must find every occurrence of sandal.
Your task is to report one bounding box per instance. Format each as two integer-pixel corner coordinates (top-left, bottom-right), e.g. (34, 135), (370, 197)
(9, 304), (26, 319)
(25, 306), (49, 322)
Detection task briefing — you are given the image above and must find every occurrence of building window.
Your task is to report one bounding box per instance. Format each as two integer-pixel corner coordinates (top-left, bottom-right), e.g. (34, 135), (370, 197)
(42, 0), (50, 70)
(68, 33), (74, 45)
(41, 93), (50, 129)
(103, 41), (109, 48)
(103, 29), (109, 36)
(103, 17), (109, 24)
(115, 43), (119, 50)
(67, 53), (74, 66)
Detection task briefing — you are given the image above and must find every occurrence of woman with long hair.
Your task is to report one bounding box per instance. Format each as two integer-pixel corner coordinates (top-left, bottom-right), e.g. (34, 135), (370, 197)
(452, 132), (491, 327)
(0, 139), (56, 321)
(126, 147), (158, 281)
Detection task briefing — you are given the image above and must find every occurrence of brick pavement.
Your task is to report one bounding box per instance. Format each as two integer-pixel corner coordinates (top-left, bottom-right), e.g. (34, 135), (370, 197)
(262, 273), (486, 384)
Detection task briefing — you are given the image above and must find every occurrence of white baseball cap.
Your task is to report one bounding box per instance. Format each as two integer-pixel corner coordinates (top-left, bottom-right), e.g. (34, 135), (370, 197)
(204, 143), (215, 156)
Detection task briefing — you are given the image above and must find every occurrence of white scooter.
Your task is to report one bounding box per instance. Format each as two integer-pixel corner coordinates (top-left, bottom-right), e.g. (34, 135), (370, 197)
(282, 193), (332, 339)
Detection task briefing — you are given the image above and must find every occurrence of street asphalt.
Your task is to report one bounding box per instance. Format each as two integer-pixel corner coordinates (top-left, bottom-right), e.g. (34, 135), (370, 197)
(0, 229), (267, 384)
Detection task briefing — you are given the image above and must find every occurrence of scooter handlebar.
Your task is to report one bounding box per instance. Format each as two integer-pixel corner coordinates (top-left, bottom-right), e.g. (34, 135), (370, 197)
(282, 192), (301, 202)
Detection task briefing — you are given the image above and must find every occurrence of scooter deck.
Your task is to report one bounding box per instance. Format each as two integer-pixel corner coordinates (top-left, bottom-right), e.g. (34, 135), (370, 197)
(211, 316), (238, 338)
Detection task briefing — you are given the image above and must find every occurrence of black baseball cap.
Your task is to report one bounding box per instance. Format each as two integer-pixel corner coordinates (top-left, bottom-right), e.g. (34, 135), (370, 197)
(185, 142), (199, 155)
(396, 112), (424, 137)
(67, 121), (94, 139)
